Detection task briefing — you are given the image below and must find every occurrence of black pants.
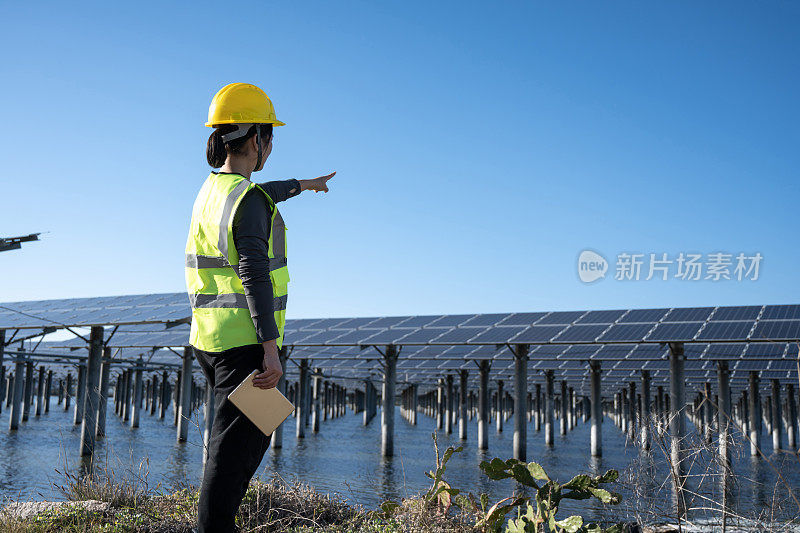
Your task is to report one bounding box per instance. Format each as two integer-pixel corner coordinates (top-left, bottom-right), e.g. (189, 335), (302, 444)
(193, 344), (271, 532)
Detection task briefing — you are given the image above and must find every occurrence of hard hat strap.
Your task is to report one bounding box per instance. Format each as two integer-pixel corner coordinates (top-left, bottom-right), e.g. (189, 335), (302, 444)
(254, 125), (263, 173)
(220, 123), (255, 143)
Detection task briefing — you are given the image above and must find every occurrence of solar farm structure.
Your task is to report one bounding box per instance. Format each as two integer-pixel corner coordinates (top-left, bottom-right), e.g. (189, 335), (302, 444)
(1, 293), (799, 515)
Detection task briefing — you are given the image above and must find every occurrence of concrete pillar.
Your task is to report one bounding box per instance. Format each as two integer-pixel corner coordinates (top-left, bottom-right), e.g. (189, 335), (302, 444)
(559, 380), (567, 436)
(177, 347), (193, 442)
(478, 360), (490, 450)
(381, 345), (398, 457)
(8, 354), (25, 430)
(35, 366), (44, 417)
(717, 361), (731, 467)
(411, 383), (418, 425)
(131, 358), (144, 428)
(590, 362), (602, 457)
(323, 380), (329, 421)
(45, 370), (52, 413)
(80, 326), (104, 456)
(748, 372), (761, 456)
(771, 379), (783, 452)
(669, 342), (687, 518)
(513, 344), (529, 461)
(64, 372), (72, 411)
(787, 383), (797, 450)
(545, 370), (554, 446)
(703, 382), (713, 444)
(656, 386), (665, 434)
(628, 381), (636, 441)
(296, 359), (308, 438)
(436, 378), (444, 430)
(312, 368), (321, 433)
(459, 370), (468, 440)
(534, 383), (541, 431)
(203, 380), (215, 465)
(96, 348), (111, 438)
(22, 360), (33, 422)
(641, 370), (651, 451)
(159, 371), (169, 419)
(445, 374), (454, 434)
(72, 364), (85, 425)
(150, 374), (159, 416)
(496, 379), (505, 433)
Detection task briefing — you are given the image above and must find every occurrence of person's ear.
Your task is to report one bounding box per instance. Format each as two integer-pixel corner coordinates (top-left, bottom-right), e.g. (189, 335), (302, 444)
(248, 133), (258, 155)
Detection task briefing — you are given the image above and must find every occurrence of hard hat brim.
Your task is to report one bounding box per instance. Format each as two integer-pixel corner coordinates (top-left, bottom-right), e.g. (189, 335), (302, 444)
(205, 119), (286, 127)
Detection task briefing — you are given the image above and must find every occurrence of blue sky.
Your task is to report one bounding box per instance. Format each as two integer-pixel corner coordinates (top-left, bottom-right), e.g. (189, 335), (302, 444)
(1, 1), (798, 318)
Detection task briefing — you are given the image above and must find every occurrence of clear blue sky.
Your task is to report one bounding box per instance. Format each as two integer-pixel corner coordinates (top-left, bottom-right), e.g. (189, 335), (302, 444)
(1, 1), (798, 318)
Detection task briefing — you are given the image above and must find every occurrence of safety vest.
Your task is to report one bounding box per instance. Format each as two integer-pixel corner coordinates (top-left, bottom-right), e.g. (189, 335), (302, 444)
(185, 172), (289, 352)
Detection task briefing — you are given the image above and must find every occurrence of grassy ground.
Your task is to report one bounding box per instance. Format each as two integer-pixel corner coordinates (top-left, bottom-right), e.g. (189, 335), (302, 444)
(0, 474), (479, 532)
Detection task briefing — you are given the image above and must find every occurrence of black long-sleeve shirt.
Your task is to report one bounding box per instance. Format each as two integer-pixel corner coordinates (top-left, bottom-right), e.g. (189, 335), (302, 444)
(230, 176), (301, 342)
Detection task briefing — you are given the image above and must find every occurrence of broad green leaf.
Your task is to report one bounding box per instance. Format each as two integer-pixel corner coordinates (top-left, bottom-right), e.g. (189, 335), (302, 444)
(562, 474), (591, 491)
(380, 500), (400, 516)
(511, 463), (538, 488)
(527, 462), (549, 481)
(561, 490), (592, 500)
(596, 469), (619, 484)
(588, 487), (612, 503)
(555, 515), (584, 533)
(602, 524), (625, 533)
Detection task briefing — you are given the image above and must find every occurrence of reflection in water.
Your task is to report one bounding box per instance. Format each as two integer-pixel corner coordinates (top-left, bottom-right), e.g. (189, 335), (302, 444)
(0, 399), (798, 523)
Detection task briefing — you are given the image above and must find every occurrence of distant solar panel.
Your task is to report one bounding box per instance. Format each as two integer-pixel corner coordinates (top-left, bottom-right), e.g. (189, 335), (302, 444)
(745, 343), (788, 358)
(560, 344), (601, 359)
(394, 328), (452, 344)
(663, 307), (714, 322)
(751, 320), (800, 341)
(575, 310), (626, 324)
(683, 344), (709, 358)
(703, 343), (746, 359)
(460, 313), (513, 327)
(696, 321), (755, 341)
(397, 316), (444, 328)
(497, 312), (548, 326)
(510, 325), (568, 343)
(769, 360), (797, 371)
(469, 325), (528, 344)
(530, 345), (567, 359)
(761, 305), (800, 321)
(325, 329), (385, 345)
(712, 306), (762, 321)
(628, 344), (668, 359)
(592, 344), (634, 360)
(553, 324), (608, 343)
(598, 323), (655, 342)
(736, 360), (771, 371)
(292, 329), (351, 345)
(536, 311), (586, 325)
(364, 316), (413, 329)
(429, 327), (487, 344)
(618, 309), (668, 323)
(646, 322), (703, 342)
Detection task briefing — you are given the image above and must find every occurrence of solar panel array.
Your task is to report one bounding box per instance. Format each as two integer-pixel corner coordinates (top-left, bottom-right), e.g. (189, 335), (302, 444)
(4, 294), (799, 396)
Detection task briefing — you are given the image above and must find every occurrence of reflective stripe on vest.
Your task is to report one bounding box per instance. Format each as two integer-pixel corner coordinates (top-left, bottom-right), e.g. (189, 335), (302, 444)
(185, 172), (288, 352)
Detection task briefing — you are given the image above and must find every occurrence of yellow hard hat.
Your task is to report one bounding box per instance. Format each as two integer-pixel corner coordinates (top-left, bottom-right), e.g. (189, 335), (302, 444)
(205, 83), (285, 127)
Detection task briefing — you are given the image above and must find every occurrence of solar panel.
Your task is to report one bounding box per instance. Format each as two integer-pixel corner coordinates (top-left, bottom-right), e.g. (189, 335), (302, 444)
(683, 344), (709, 358)
(646, 322), (703, 342)
(664, 307), (715, 322)
(298, 318), (351, 330)
(628, 344), (668, 359)
(575, 310), (626, 324)
(761, 305), (800, 320)
(394, 328), (453, 344)
(696, 321), (755, 341)
(429, 327), (487, 344)
(427, 315), (475, 327)
(460, 313), (513, 327)
(560, 344), (601, 359)
(292, 329), (352, 345)
(751, 320), (800, 341)
(536, 311), (586, 325)
(364, 316), (414, 329)
(397, 315), (444, 328)
(553, 324), (608, 343)
(598, 323), (655, 342)
(712, 306), (762, 321)
(288, 318), (325, 330)
(745, 343), (788, 358)
(614, 360), (643, 370)
(510, 325), (568, 343)
(470, 325), (528, 344)
(592, 344), (634, 360)
(769, 360), (797, 371)
(334, 317), (381, 329)
(497, 312), (548, 326)
(736, 360), (770, 371)
(618, 308), (669, 323)
(530, 345), (567, 359)
(325, 329), (385, 345)
(703, 343), (746, 359)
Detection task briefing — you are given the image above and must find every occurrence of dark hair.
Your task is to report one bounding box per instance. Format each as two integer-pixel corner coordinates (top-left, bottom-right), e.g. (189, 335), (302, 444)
(206, 123), (273, 168)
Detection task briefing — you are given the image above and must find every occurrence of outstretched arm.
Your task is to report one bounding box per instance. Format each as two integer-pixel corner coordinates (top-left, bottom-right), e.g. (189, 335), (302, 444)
(298, 171), (336, 193)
